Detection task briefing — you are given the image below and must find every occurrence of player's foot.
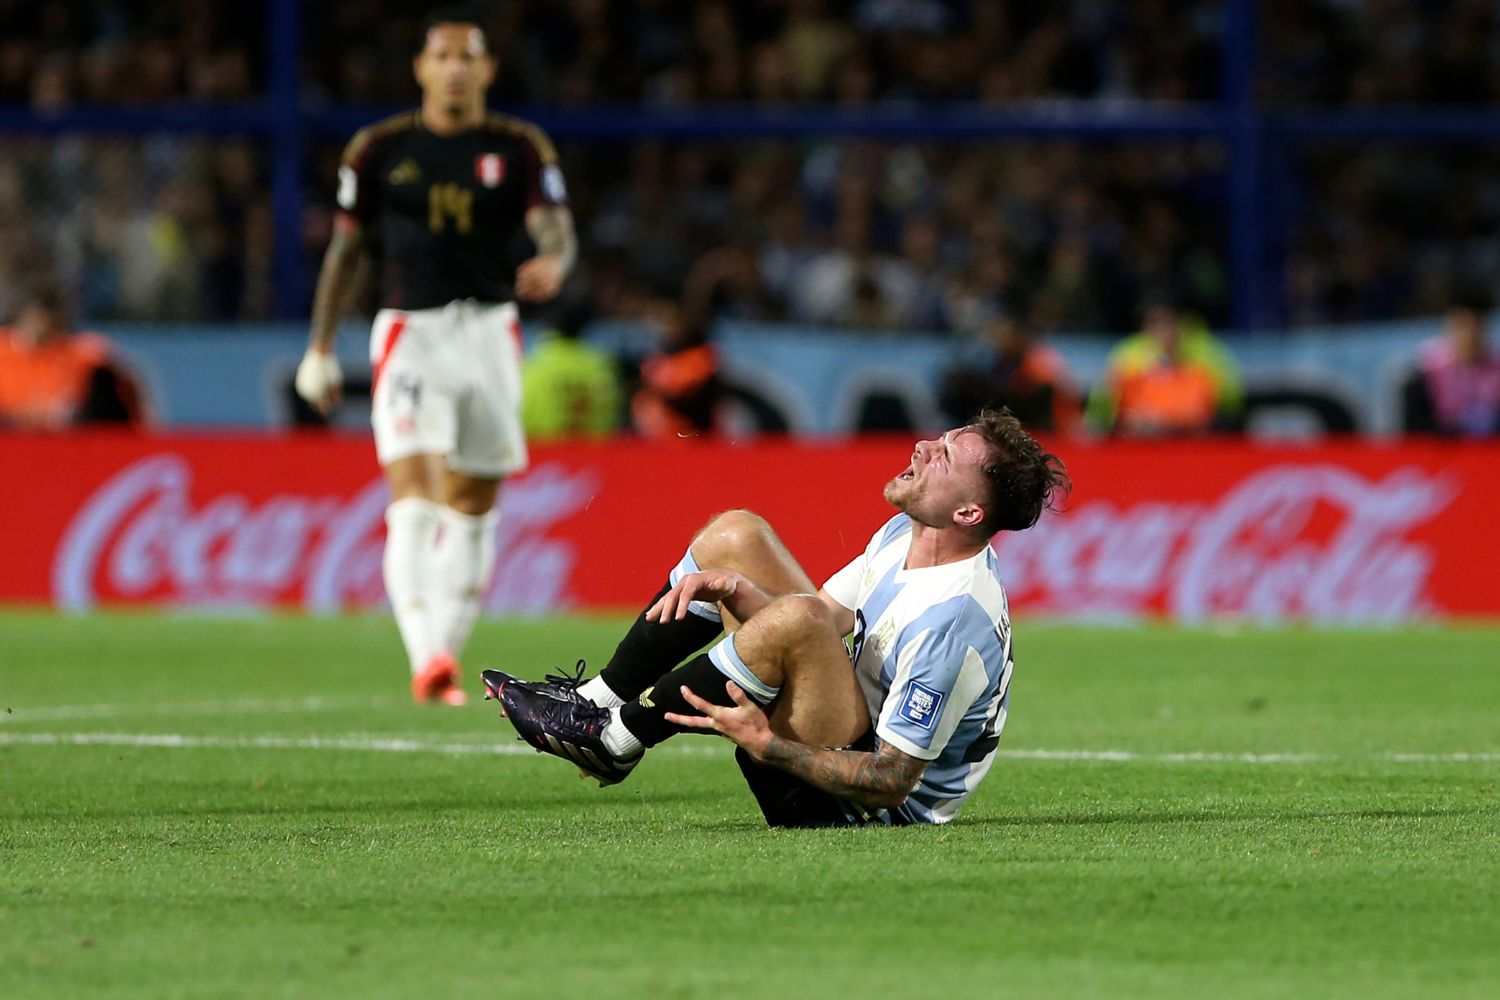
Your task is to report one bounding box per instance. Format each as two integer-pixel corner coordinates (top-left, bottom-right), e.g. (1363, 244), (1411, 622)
(480, 660), (590, 704)
(413, 652), (466, 706)
(485, 672), (640, 787)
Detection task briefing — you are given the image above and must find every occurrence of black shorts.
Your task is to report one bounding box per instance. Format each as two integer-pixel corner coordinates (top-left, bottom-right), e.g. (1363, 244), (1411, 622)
(735, 729), (883, 829)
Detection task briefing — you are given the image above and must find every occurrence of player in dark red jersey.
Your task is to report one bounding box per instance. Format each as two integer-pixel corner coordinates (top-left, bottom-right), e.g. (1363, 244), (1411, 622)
(296, 7), (576, 705)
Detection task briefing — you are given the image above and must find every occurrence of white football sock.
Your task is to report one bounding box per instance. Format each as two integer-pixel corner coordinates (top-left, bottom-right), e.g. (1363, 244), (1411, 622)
(433, 506), (499, 660)
(383, 497), (442, 673)
(578, 676), (626, 709)
(601, 708), (644, 759)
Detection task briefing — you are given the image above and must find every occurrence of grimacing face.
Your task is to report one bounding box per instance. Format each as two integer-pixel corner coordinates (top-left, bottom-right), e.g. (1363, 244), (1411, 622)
(414, 23), (495, 113)
(883, 428), (990, 532)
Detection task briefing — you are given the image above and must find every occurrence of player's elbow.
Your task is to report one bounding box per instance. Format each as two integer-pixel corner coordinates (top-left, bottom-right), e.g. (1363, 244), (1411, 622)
(859, 789), (909, 812)
(855, 775), (922, 812)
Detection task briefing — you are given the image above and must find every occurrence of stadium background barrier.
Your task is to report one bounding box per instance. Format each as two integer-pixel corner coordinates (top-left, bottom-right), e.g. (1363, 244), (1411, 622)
(5, 431), (1496, 623)
(105, 317), (1446, 436)
(8, 0), (1500, 329)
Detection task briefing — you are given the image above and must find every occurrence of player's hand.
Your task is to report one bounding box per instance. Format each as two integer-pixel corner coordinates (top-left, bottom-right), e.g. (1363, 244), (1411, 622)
(665, 682), (773, 759)
(646, 570), (739, 622)
(515, 254), (566, 302)
(294, 347), (343, 415)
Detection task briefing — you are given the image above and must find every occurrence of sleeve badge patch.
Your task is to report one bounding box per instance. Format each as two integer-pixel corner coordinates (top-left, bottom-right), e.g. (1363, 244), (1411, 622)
(897, 681), (945, 731)
(542, 164), (567, 203)
(337, 166), (357, 210)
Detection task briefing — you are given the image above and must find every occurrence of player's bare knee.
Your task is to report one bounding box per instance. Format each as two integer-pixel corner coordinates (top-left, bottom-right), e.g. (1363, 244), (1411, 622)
(764, 593), (834, 643)
(692, 508), (772, 565)
(385, 467), (436, 501)
(445, 475), (501, 515)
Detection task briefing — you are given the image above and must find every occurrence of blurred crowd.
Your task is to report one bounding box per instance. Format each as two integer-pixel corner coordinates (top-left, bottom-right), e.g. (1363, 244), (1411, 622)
(10, 1), (1500, 110)
(0, 0), (263, 106)
(4, 0), (1500, 336)
(307, 0), (1221, 106)
(1284, 146), (1500, 325)
(303, 137), (1230, 334)
(0, 137), (272, 323)
(1260, 0), (1500, 105)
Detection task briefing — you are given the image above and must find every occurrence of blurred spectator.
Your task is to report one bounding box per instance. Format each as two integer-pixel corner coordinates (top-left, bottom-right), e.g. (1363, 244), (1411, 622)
(631, 299), (723, 438)
(790, 192), (939, 330)
(1086, 297), (1242, 436)
(683, 235), (782, 323)
(780, 0), (854, 98)
(940, 311), (1081, 434)
(0, 281), (146, 429)
(521, 300), (624, 441)
(1403, 291), (1500, 437)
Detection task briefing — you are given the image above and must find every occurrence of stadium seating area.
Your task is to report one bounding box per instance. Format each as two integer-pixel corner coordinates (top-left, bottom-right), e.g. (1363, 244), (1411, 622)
(3, 0), (1500, 329)
(10, 1), (1497, 108)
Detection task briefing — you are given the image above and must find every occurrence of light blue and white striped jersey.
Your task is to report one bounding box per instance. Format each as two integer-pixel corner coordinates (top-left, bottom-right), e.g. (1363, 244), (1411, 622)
(822, 513), (1013, 824)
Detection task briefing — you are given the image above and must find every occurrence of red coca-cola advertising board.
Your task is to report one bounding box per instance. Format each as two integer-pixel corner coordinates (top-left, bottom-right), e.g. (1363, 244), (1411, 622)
(2, 432), (1497, 622)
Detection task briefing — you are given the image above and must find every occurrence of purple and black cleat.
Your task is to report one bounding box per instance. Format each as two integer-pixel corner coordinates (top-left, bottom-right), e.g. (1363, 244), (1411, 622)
(481, 667), (639, 787)
(480, 661), (591, 705)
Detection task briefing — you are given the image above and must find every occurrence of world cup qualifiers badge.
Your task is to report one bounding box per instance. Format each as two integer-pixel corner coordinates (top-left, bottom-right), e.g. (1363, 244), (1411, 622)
(899, 682), (944, 731)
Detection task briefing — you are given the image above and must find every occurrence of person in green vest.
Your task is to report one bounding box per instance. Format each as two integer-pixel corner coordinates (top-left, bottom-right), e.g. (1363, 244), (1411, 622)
(521, 300), (624, 441)
(1085, 295), (1244, 436)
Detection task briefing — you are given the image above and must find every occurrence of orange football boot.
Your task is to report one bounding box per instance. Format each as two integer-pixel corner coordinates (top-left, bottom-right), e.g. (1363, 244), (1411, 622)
(412, 652), (467, 706)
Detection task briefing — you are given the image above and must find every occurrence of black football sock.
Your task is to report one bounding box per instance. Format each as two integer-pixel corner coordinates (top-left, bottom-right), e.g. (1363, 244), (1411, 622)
(618, 653), (749, 748)
(596, 582), (723, 701)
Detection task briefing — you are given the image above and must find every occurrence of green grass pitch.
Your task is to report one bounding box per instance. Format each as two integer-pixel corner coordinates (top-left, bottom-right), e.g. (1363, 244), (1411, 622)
(2, 611), (1498, 999)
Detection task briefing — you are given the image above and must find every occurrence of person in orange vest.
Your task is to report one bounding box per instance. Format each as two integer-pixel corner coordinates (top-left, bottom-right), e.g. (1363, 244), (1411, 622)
(631, 299), (723, 439)
(0, 282), (146, 430)
(1085, 296), (1242, 436)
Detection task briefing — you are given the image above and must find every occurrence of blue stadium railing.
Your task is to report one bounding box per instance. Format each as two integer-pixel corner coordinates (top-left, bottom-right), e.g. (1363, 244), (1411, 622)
(4, 0), (1500, 328)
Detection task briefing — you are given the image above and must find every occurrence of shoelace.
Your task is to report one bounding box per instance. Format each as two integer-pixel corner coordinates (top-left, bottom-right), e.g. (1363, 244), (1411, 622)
(541, 659), (588, 691)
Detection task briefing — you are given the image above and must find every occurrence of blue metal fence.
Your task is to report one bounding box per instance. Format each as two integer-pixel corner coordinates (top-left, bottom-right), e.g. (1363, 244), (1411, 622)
(4, 0), (1500, 327)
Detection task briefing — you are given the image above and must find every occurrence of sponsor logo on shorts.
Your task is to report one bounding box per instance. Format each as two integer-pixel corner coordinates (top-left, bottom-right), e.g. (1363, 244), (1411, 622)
(898, 682), (944, 731)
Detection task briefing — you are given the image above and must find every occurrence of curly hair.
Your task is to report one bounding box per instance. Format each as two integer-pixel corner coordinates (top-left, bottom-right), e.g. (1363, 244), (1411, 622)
(968, 407), (1070, 535)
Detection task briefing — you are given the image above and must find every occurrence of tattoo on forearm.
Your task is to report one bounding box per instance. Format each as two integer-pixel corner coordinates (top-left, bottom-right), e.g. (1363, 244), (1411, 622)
(309, 223), (365, 350)
(761, 736), (922, 811)
(526, 206), (577, 271)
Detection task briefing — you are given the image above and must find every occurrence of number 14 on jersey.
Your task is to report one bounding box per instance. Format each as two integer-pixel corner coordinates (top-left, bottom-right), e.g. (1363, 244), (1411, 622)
(428, 183), (473, 233)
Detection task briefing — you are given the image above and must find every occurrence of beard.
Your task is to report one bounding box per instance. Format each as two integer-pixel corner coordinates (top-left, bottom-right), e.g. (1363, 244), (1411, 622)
(883, 476), (908, 508)
(885, 477), (929, 520)
(885, 477), (953, 529)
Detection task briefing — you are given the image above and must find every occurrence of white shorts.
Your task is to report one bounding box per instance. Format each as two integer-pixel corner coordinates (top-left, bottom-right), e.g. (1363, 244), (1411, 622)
(368, 300), (528, 478)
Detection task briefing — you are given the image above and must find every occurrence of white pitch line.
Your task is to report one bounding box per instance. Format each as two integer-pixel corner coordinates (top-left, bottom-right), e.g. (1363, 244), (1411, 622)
(0, 731), (534, 756)
(1000, 749), (1328, 764)
(0, 695), (395, 725)
(0, 731), (1496, 764)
